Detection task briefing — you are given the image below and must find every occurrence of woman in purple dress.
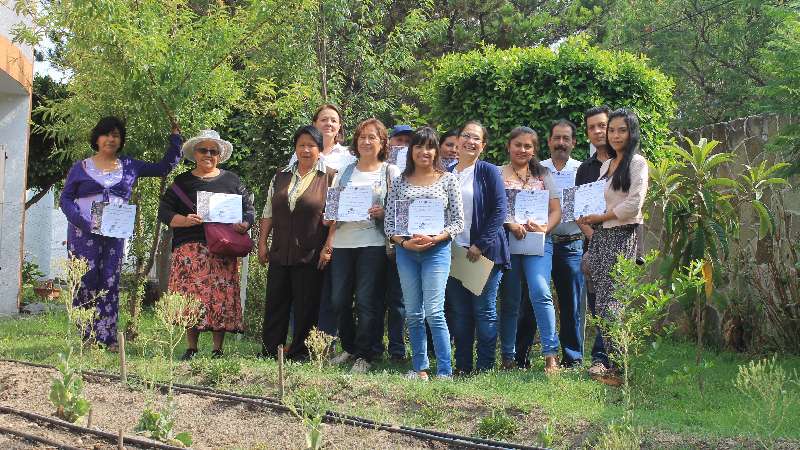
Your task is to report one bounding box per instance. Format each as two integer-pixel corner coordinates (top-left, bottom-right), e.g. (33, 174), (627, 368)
(60, 117), (183, 350)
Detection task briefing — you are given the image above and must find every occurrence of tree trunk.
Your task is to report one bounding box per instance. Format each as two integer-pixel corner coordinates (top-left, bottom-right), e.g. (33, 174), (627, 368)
(25, 183), (55, 210)
(316, 0), (329, 101)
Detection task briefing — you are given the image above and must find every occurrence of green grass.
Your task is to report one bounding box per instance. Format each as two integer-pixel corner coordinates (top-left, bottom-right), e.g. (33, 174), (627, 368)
(1, 309), (799, 448)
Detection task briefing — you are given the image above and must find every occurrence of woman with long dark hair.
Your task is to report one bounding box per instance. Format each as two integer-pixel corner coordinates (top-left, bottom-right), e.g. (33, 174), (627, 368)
(498, 127), (563, 373)
(577, 108), (649, 385)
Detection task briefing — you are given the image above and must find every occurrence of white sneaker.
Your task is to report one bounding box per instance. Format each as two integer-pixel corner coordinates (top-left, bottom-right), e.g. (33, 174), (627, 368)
(350, 358), (371, 374)
(405, 370), (429, 381)
(329, 351), (353, 365)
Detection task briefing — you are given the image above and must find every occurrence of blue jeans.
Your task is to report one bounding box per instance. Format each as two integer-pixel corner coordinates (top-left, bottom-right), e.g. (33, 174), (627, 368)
(552, 239), (585, 364)
(500, 241), (560, 359)
(395, 241), (452, 376)
(447, 265), (503, 372)
(328, 246), (387, 360)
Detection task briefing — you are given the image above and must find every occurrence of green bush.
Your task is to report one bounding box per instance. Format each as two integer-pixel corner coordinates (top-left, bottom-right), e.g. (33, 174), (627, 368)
(424, 37), (675, 163)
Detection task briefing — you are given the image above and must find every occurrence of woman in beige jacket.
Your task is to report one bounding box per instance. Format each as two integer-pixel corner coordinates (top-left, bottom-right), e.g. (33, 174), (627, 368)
(577, 108), (648, 385)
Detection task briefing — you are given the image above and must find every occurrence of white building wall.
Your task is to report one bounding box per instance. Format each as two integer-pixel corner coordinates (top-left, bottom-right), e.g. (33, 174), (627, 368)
(23, 188), (55, 278)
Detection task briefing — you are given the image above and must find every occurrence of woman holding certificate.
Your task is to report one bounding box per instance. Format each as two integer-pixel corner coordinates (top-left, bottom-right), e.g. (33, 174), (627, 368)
(498, 127), (563, 373)
(445, 121), (509, 374)
(323, 119), (401, 374)
(60, 116), (183, 350)
(385, 127), (464, 380)
(258, 126), (337, 361)
(577, 109), (649, 385)
(158, 130), (255, 359)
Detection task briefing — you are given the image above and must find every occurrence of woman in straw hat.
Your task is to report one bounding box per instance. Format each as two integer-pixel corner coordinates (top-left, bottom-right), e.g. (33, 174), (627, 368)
(158, 129), (255, 359)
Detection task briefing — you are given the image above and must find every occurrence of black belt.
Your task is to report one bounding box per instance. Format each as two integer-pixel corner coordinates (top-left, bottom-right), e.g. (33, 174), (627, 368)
(551, 233), (583, 244)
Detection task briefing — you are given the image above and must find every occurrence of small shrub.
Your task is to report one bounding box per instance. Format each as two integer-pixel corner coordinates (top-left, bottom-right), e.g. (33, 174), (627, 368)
(305, 327), (335, 371)
(537, 419), (556, 448)
(49, 352), (90, 423)
(734, 356), (799, 448)
(286, 387), (331, 450)
(476, 410), (518, 440)
(135, 396), (192, 447)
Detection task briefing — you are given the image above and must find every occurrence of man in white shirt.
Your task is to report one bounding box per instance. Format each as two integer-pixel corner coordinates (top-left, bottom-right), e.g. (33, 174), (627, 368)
(529, 119), (586, 368)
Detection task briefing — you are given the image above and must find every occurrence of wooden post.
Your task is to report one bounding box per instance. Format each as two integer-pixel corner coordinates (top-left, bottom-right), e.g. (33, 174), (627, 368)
(117, 331), (127, 384)
(87, 408), (93, 429)
(277, 344), (285, 401)
(117, 429), (124, 449)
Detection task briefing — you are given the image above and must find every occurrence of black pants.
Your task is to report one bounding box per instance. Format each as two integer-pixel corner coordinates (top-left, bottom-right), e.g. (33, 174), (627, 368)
(261, 262), (323, 360)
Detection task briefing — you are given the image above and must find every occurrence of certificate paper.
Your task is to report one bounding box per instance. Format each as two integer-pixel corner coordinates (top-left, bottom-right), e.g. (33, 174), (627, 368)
(198, 191), (243, 224)
(450, 243), (494, 296)
(512, 189), (549, 225)
(324, 186), (373, 221)
(387, 146), (408, 172)
(562, 180), (606, 222)
(551, 170), (576, 198)
(91, 202), (137, 239)
(394, 198), (445, 236)
(508, 232), (546, 256)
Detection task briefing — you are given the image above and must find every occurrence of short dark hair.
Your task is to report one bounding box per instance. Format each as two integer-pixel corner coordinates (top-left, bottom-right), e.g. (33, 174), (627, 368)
(293, 125), (324, 152)
(403, 127), (441, 177)
(90, 116), (126, 152)
(584, 106), (611, 127)
(352, 118), (388, 161)
(548, 119), (577, 140)
(441, 129), (460, 143)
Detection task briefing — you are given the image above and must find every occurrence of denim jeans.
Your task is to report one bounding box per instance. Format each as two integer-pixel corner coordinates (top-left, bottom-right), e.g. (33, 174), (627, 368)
(447, 265), (503, 372)
(395, 241), (452, 376)
(500, 240), (560, 359)
(328, 246), (387, 360)
(552, 239), (585, 364)
(372, 257), (407, 358)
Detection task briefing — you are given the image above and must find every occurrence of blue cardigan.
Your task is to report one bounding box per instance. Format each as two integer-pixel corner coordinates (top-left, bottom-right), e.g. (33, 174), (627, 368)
(449, 160), (510, 269)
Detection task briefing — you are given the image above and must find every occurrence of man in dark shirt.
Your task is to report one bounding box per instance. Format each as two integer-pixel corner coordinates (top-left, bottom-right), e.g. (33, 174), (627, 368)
(576, 106), (612, 377)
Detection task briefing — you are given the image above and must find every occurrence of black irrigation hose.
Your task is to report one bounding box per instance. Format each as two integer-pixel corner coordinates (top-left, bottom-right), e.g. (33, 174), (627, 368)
(0, 405), (186, 450)
(0, 424), (84, 450)
(0, 358), (548, 450)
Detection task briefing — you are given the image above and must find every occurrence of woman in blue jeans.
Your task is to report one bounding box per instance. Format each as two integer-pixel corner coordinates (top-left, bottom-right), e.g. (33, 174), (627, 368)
(324, 118), (401, 374)
(445, 121), (509, 374)
(385, 127), (464, 380)
(499, 127), (562, 373)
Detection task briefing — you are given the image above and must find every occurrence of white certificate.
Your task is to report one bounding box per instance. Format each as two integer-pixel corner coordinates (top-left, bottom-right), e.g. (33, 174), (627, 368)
(508, 232), (545, 256)
(562, 180), (606, 222)
(336, 186), (373, 222)
(513, 190), (549, 225)
(406, 198), (445, 236)
(203, 192), (243, 224)
(93, 203), (137, 239)
(450, 243), (495, 296)
(551, 170), (576, 198)
(388, 146), (408, 173)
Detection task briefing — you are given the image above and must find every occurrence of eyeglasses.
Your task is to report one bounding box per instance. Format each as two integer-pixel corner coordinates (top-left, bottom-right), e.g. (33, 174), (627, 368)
(358, 134), (380, 142)
(459, 133), (482, 142)
(195, 147), (221, 156)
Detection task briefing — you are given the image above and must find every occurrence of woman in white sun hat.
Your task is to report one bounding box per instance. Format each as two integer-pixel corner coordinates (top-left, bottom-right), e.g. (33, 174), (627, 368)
(158, 129), (255, 360)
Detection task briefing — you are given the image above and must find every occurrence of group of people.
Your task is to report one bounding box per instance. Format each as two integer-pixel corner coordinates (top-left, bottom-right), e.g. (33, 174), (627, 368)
(60, 102), (648, 385)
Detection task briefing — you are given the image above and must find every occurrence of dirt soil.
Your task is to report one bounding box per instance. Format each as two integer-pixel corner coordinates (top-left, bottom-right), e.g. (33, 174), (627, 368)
(0, 361), (449, 449)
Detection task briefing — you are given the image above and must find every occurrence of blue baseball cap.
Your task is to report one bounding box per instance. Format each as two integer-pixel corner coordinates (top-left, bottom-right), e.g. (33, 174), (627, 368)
(390, 125), (413, 137)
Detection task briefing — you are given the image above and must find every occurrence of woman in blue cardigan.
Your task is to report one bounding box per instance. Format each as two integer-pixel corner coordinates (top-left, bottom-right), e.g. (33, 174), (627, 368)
(446, 121), (510, 374)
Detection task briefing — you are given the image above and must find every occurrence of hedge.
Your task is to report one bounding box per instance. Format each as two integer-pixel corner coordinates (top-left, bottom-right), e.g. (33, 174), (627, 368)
(424, 38), (676, 163)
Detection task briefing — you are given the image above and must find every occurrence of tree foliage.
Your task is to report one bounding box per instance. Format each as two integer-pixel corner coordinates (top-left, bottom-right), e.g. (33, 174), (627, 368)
(424, 37), (675, 163)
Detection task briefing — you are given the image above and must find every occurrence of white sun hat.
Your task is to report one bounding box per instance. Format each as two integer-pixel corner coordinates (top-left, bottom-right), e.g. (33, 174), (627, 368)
(181, 129), (234, 163)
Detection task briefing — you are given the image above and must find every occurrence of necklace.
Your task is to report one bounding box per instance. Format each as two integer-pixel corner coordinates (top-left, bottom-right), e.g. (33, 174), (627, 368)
(510, 164), (530, 187)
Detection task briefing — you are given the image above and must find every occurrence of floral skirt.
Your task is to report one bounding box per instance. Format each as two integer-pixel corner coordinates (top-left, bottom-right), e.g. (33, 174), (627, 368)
(168, 242), (244, 332)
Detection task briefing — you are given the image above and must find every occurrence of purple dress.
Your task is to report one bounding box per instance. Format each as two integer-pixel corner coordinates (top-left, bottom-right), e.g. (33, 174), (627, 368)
(60, 134), (183, 345)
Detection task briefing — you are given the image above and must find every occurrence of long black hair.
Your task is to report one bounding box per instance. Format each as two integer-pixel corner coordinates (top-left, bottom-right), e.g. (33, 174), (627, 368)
(403, 127), (441, 177)
(507, 126), (546, 177)
(90, 116), (126, 152)
(606, 108), (641, 193)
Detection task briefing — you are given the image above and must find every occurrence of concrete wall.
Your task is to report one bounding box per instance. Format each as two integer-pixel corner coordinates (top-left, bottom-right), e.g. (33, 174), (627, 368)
(23, 189), (56, 278)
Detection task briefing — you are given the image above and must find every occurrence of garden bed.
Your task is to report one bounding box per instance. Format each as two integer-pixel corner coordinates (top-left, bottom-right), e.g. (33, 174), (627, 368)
(0, 360), (452, 449)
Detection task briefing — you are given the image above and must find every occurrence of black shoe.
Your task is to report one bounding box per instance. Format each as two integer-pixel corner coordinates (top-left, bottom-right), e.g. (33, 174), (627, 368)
(181, 348), (198, 361)
(211, 349), (224, 359)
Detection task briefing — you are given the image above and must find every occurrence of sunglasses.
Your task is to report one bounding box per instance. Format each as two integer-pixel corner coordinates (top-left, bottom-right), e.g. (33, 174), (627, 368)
(195, 147), (221, 156)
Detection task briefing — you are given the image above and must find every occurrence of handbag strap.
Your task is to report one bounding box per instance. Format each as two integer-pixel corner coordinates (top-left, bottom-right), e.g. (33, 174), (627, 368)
(171, 183), (197, 213)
